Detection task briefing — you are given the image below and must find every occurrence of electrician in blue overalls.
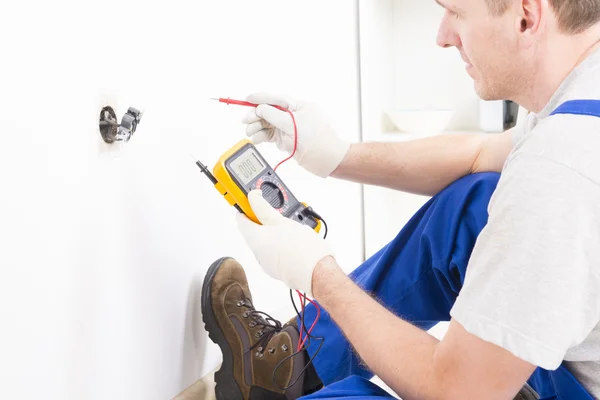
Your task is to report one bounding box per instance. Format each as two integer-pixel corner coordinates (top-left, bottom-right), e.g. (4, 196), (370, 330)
(207, 0), (600, 399)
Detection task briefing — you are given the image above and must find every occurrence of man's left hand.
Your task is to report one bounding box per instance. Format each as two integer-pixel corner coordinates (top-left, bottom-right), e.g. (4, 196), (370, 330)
(236, 190), (334, 297)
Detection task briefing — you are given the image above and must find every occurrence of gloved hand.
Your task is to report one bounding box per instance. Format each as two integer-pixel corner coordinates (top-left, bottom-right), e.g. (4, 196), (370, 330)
(236, 190), (334, 298)
(241, 93), (351, 178)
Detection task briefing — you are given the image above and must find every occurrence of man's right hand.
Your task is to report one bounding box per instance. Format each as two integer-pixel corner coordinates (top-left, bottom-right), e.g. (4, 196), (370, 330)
(241, 93), (351, 178)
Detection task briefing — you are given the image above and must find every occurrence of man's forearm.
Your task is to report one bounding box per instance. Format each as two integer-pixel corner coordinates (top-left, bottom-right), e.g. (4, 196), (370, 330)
(331, 134), (488, 196)
(312, 257), (443, 400)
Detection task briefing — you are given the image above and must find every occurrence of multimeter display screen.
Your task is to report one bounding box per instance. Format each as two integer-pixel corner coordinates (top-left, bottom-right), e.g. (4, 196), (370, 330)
(229, 147), (266, 185)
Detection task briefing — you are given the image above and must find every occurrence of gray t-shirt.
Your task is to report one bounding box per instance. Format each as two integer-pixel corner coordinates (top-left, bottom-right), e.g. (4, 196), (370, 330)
(451, 48), (600, 398)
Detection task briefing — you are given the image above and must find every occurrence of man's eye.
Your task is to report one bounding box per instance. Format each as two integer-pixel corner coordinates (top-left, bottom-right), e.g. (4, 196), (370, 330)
(448, 10), (459, 19)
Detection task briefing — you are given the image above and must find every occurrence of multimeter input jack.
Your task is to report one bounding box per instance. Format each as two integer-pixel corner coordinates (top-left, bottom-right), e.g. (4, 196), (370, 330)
(302, 207), (328, 239)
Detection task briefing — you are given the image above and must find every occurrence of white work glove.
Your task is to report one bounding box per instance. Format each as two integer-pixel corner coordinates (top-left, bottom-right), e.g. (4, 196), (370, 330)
(241, 93), (351, 178)
(236, 190), (334, 298)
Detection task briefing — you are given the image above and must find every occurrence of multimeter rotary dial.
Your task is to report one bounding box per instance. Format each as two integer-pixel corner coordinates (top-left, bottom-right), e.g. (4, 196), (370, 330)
(260, 182), (285, 208)
(256, 176), (289, 213)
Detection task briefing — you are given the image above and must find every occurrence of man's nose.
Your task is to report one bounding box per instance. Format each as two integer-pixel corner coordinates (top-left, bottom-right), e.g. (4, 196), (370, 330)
(436, 15), (459, 48)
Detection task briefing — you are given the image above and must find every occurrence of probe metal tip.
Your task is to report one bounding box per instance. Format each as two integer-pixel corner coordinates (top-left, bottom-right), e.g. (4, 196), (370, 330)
(190, 153), (198, 162)
(210, 97), (219, 101)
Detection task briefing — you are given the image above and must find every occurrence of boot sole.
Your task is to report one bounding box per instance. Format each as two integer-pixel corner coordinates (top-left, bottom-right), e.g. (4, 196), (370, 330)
(202, 257), (244, 400)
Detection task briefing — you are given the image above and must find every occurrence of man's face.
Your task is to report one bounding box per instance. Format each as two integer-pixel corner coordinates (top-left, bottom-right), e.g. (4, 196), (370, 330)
(436, 0), (530, 101)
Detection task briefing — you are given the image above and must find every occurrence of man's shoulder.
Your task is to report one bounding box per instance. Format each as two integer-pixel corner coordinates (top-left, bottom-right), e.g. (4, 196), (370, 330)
(508, 112), (600, 187)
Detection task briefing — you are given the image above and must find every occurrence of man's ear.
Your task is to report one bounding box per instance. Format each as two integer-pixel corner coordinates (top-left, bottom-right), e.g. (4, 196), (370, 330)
(518, 0), (548, 47)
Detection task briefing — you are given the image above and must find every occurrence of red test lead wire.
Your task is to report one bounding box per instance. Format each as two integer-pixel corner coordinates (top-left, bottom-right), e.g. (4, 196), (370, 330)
(210, 97), (298, 172)
(296, 290), (321, 351)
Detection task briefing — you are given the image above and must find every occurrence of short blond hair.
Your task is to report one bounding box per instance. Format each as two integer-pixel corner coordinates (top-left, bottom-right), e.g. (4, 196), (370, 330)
(486, 0), (600, 34)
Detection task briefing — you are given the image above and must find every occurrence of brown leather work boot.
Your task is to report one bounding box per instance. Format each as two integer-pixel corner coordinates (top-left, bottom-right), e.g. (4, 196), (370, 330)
(202, 257), (319, 400)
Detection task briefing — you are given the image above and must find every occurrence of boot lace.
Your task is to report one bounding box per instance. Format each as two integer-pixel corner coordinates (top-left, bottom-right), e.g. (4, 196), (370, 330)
(238, 297), (283, 354)
(237, 293), (324, 393)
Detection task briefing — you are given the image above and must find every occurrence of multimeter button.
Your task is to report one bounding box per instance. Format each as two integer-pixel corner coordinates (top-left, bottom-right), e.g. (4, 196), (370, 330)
(260, 181), (285, 209)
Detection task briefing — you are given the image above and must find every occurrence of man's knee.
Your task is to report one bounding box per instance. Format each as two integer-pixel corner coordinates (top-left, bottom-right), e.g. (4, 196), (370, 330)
(441, 172), (500, 197)
(430, 172), (500, 223)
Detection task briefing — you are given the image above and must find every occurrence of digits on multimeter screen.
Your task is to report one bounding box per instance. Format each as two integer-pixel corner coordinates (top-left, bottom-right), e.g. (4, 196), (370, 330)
(231, 148), (266, 185)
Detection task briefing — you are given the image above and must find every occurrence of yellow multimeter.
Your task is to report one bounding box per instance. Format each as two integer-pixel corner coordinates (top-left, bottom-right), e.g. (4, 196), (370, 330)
(195, 139), (322, 232)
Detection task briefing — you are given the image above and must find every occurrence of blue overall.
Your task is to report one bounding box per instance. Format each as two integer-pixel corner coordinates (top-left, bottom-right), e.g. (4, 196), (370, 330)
(298, 100), (600, 400)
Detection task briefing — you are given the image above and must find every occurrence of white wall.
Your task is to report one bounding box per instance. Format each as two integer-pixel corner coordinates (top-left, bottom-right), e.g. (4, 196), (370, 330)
(0, 2), (363, 399)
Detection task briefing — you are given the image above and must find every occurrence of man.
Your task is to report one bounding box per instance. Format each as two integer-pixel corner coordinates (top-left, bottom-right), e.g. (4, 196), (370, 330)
(201, 0), (600, 398)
